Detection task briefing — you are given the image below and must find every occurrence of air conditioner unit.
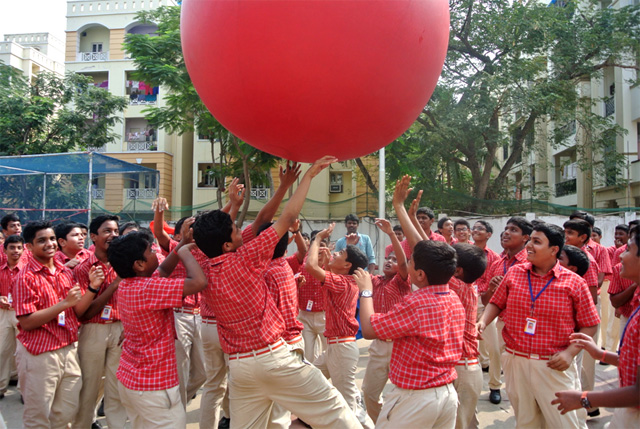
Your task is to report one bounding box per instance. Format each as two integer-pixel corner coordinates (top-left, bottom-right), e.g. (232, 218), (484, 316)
(329, 184), (343, 193)
(81, 32), (87, 37)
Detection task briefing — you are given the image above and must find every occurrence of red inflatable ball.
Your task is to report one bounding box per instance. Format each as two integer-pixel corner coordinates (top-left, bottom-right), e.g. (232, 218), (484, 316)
(181, 0), (450, 163)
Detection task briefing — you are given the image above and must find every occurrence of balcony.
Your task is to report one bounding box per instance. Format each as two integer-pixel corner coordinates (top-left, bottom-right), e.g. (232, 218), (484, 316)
(555, 179), (577, 197)
(125, 188), (156, 200)
(91, 188), (105, 199)
(126, 140), (157, 151)
(77, 51), (109, 62)
(250, 188), (270, 200)
(604, 96), (615, 117)
(87, 145), (107, 153)
(129, 94), (157, 105)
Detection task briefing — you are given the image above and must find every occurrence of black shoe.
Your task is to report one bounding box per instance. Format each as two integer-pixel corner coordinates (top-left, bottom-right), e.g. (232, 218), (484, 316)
(297, 419), (312, 428)
(91, 422), (103, 429)
(0, 393), (4, 400)
(218, 417), (230, 429)
(8, 379), (18, 386)
(482, 366), (489, 373)
(20, 394), (23, 404)
(97, 399), (105, 417)
(588, 409), (600, 418)
(489, 389), (502, 404)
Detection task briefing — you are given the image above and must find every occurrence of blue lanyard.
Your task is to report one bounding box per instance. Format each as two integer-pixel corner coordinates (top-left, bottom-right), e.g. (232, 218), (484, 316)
(619, 305), (640, 351)
(527, 271), (554, 314)
(503, 258), (517, 275)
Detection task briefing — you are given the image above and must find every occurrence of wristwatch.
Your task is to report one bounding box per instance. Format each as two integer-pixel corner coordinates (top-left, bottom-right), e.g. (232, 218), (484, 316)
(359, 290), (373, 298)
(580, 391), (592, 409)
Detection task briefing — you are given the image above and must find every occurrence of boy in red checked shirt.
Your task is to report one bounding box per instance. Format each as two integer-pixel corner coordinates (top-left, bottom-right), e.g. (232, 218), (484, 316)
(53, 222), (92, 269)
(107, 229), (207, 428)
(553, 224), (640, 428)
(355, 174), (465, 429)
(192, 156), (360, 429)
(306, 223), (374, 428)
(12, 221), (88, 428)
(478, 222), (600, 428)
(450, 243), (487, 429)
(361, 217), (410, 423)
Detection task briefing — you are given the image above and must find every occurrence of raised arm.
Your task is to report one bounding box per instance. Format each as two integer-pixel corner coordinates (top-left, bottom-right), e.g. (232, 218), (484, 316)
(353, 268), (377, 339)
(408, 190), (429, 240)
(376, 218), (408, 280)
(178, 245), (207, 297)
(392, 175), (422, 252)
(158, 218), (195, 278)
(152, 197), (172, 252)
(221, 178), (245, 223)
(290, 219), (308, 263)
(305, 223), (334, 283)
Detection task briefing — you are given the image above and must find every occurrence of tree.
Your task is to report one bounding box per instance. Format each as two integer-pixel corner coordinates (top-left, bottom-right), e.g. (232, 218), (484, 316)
(384, 0), (640, 210)
(124, 6), (280, 224)
(0, 64), (127, 156)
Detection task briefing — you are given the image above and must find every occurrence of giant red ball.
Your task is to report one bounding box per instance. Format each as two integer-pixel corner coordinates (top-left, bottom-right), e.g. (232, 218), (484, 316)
(181, 0), (450, 162)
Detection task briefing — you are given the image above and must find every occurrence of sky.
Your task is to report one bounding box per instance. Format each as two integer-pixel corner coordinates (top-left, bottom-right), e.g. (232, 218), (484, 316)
(0, 0), (68, 41)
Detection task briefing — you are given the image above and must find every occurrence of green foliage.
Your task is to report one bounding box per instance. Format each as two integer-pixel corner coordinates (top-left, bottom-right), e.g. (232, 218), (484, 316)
(0, 64), (127, 156)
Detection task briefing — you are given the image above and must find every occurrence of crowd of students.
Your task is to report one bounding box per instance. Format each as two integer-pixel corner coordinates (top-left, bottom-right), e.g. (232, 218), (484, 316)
(0, 158), (638, 429)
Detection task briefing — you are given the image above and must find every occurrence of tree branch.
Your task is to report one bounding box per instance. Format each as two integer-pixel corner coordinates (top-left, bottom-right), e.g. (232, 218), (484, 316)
(354, 157), (378, 194)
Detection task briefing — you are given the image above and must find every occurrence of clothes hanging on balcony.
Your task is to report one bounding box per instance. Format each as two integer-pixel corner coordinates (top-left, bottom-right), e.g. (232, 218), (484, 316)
(98, 80), (108, 88)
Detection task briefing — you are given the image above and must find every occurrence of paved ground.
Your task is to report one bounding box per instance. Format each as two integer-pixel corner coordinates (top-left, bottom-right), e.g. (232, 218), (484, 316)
(0, 339), (620, 428)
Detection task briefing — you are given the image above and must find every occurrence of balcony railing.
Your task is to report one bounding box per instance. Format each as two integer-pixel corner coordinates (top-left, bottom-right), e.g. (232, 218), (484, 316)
(87, 145), (106, 153)
(129, 94), (158, 105)
(250, 188), (270, 200)
(555, 179), (577, 197)
(558, 120), (576, 137)
(78, 51), (109, 62)
(126, 140), (157, 151)
(605, 96), (615, 117)
(125, 188), (156, 200)
(91, 188), (105, 199)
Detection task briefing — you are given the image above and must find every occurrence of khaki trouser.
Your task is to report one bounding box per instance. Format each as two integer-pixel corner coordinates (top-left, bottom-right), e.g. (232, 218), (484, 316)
(16, 342), (82, 429)
(174, 311), (206, 407)
(268, 342), (306, 428)
(609, 407), (640, 428)
(297, 310), (327, 362)
(74, 322), (127, 429)
(0, 309), (18, 394)
(361, 339), (392, 423)
(502, 352), (587, 428)
(600, 280), (621, 351)
(376, 383), (458, 429)
(118, 383), (185, 429)
(228, 340), (360, 429)
(579, 304), (600, 400)
(200, 321), (229, 429)
(477, 304), (502, 389)
(453, 361), (482, 429)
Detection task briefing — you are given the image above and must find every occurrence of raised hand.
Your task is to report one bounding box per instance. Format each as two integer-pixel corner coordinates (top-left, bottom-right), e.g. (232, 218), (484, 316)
(307, 156), (338, 178)
(374, 218), (393, 235)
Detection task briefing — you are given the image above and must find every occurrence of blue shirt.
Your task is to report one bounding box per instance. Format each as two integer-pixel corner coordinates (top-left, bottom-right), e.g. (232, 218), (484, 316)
(334, 233), (376, 268)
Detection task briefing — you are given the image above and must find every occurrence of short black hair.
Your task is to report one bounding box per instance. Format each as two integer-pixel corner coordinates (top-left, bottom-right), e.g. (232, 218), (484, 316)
(454, 219), (470, 230)
(569, 210), (595, 227)
(562, 245), (591, 277)
(118, 221), (140, 236)
(345, 244), (368, 275)
(345, 214), (359, 224)
(629, 220), (640, 229)
(173, 216), (190, 238)
(1, 214), (20, 231)
(77, 223), (88, 231)
(22, 221), (53, 245)
(631, 225), (640, 256)
(4, 234), (24, 249)
(507, 216), (533, 236)
(257, 222), (288, 259)
(416, 207), (434, 219)
(54, 222), (82, 241)
(563, 219), (592, 244)
(392, 225), (403, 233)
(108, 231), (153, 278)
(475, 220), (493, 234)
(452, 243), (487, 284)
(89, 215), (120, 235)
(437, 217), (452, 230)
(592, 226), (602, 237)
(615, 224), (629, 234)
(301, 232), (310, 240)
(412, 240), (457, 285)
(193, 210), (233, 258)
(533, 222), (564, 258)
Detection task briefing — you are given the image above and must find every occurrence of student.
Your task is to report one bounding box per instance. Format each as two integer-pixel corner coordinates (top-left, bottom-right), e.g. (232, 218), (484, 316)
(400, 194), (446, 259)
(0, 214), (23, 266)
(437, 217), (456, 245)
(361, 218), (410, 423)
(552, 224), (640, 427)
(305, 223), (374, 428)
(0, 235), (25, 400)
(384, 224), (404, 258)
(334, 214), (376, 272)
(108, 229), (207, 428)
(192, 156), (360, 428)
(355, 175), (464, 429)
(450, 243), (487, 429)
(54, 222), (92, 269)
(478, 222), (600, 428)
(73, 215), (127, 429)
(569, 211), (612, 286)
(454, 219), (472, 244)
(12, 221), (85, 428)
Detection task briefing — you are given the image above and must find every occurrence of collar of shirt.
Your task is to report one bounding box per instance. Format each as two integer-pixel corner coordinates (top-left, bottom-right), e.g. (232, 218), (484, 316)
(26, 252), (66, 275)
(0, 257), (25, 272)
(417, 283), (450, 295)
(524, 260), (564, 279)
(210, 252), (233, 268)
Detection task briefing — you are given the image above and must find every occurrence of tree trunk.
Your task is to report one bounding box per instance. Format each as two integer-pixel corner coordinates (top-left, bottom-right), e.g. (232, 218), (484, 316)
(354, 157), (378, 194)
(231, 136), (251, 226)
(212, 137), (223, 209)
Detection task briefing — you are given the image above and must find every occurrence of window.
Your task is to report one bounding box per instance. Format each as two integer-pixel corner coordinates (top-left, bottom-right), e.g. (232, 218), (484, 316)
(197, 164), (220, 188)
(92, 43), (103, 53)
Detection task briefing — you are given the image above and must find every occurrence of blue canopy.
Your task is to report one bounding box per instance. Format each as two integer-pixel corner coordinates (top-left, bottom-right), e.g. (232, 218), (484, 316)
(0, 152), (157, 175)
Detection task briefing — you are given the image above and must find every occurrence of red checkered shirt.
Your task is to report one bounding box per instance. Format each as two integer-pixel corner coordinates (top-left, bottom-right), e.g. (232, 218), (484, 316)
(0, 258), (25, 306)
(13, 254), (79, 355)
(74, 253), (119, 323)
(618, 307), (640, 389)
(116, 273), (184, 391)
(608, 263), (637, 318)
(54, 249), (93, 267)
(165, 239), (210, 309)
(584, 239), (612, 275)
(286, 254), (302, 274)
(201, 226), (285, 354)
(490, 261), (600, 356)
(581, 250), (599, 291)
(297, 260), (325, 312)
(0, 247), (31, 267)
(371, 273), (411, 314)
(449, 277), (479, 359)
(398, 233), (448, 259)
(265, 257), (304, 342)
(475, 246), (501, 296)
(479, 248), (529, 294)
(370, 284), (465, 389)
(322, 272), (360, 337)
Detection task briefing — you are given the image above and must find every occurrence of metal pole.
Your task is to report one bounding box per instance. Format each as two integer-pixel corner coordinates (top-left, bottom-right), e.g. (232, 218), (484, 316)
(377, 147), (386, 270)
(41, 173), (47, 220)
(88, 152), (93, 225)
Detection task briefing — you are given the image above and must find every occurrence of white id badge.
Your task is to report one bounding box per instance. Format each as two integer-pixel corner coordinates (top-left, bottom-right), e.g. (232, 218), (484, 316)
(306, 300), (314, 311)
(7, 293), (12, 305)
(524, 318), (537, 335)
(101, 305), (112, 320)
(58, 311), (66, 326)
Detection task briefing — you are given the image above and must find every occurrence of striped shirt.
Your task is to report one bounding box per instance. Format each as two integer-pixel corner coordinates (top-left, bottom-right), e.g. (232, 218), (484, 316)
(74, 253), (119, 323)
(371, 273), (411, 314)
(322, 272), (360, 337)
(449, 277), (479, 359)
(264, 257), (304, 342)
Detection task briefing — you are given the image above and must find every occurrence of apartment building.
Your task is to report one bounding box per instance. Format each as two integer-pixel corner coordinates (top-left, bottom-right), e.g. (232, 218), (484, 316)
(0, 32), (65, 80)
